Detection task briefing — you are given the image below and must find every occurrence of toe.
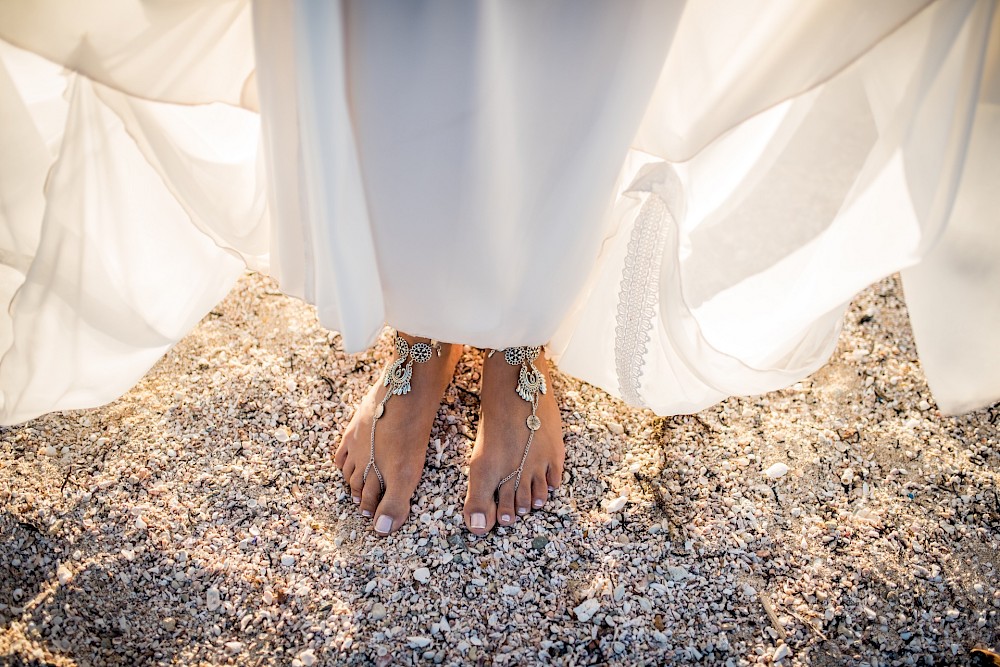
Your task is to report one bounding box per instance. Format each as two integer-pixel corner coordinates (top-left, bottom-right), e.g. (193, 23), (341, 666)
(349, 468), (368, 512)
(464, 466), (497, 535)
(546, 461), (563, 491)
(359, 468), (383, 518)
(342, 460), (359, 502)
(495, 477), (517, 527)
(333, 439), (348, 469)
(531, 474), (549, 510)
(372, 489), (412, 537)
(515, 476), (533, 515)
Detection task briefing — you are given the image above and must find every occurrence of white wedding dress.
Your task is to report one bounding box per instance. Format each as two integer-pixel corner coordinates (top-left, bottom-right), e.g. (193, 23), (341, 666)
(0, 0), (997, 425)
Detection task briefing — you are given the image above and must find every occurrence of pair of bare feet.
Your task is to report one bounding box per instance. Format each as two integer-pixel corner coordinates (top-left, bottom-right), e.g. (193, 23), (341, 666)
(333, 332), (565, 537)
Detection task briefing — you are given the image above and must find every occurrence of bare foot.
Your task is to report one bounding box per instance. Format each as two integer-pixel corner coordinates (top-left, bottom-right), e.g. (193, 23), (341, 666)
(463, 348), (565, 534)
(334, 332), (461, 536)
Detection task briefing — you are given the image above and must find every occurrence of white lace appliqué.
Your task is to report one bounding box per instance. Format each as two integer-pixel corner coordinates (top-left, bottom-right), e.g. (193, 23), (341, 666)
(614, 163), (681, 407)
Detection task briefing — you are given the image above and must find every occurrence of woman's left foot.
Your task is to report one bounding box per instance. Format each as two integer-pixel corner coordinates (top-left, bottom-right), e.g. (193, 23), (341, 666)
(463, 348), (565, 534)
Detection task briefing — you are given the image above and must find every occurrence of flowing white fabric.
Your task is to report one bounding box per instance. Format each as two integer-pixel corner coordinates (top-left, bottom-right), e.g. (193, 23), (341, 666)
(0, 0), (997, 425)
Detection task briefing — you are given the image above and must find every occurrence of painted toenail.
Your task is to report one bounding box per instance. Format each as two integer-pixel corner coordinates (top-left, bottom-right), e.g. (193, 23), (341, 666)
(352, 496), (361, 504)
(362, 509), (373, 518)
(374, 515), (392, 534)
(533, 499), (544, 508)
(548, 486), (555, 493)
(501, 514), (511, 523)
(517, 507), (529, 515)
(471, 513), (486, 529)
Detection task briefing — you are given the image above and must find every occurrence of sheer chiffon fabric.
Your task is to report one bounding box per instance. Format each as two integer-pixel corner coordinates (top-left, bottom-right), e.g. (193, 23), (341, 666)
(0, 0), (997, 424)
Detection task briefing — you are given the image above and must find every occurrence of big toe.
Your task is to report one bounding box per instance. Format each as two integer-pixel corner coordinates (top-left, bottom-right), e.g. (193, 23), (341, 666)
(372, 488), (412, 537)
(463, 465), (499, 535)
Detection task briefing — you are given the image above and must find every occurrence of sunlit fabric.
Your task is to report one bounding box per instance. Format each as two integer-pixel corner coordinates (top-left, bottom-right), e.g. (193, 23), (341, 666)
(0, 0), (997, 424)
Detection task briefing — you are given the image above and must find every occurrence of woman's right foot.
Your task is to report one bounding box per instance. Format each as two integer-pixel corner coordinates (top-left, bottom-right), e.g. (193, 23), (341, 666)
(334, 333), (461, 536)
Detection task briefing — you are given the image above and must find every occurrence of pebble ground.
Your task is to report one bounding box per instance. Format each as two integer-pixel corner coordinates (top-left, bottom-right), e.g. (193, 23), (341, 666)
(1, 272), (997, 666)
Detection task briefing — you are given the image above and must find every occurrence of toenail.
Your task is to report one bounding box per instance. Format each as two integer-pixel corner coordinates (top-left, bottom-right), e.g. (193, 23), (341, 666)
(352, 496), (361, 504)
(517, 507), (528, 515)
(471, 513), (486, 529)
(362, 509), (373, 518)
(374, 515), (392, 534)
(533, 499), (544, 508)
(547, 486), (555, 493)
(500, 513), (511, 523)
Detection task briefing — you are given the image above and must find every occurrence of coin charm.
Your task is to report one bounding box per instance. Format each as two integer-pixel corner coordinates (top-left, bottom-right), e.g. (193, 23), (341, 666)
(411, 342), (433, 363)
(504, 347), (526, 366)
(526, 414), (541, 431)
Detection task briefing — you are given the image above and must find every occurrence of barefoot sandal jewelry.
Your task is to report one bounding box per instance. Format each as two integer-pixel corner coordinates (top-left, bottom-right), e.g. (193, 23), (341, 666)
(363, 331), (440, 493)
(488, 345), (546, 498)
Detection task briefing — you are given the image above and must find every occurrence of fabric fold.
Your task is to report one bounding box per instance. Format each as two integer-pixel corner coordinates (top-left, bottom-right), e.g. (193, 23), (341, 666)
(1, 0), (997, 425)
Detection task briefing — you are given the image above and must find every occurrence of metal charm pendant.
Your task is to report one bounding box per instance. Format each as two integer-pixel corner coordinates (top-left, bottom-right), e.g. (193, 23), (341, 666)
(384, 358), (413, 395)
(526, 414), (541, 431)
(517, 364), (546, 403)
(410, 342), (433, 363)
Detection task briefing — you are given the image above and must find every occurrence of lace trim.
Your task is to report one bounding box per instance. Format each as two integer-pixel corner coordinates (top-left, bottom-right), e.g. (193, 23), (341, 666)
(614, 194), (669, 407)
(614, 161), (684, 408)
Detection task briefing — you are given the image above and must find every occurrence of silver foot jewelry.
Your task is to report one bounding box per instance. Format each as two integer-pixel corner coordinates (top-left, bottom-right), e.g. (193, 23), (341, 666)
(362, 331), (440, 493)
(489, 345), (546, 498)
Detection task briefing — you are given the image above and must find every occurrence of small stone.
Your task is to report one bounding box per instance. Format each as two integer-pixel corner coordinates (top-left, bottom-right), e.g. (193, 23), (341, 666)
(413, 567), (431, 584)
(281, 554), (296, 567)
(56, 564), (73, 585)
(773, 644), (790, 662)
(274, 427), (291, 443)
(134, 516), (147, 530)
(161, 617), (177, 632)
(408, 636), (432, 648)
(224, 641), (244, 654)
(44, 445), (58, 457)
(841, 468), (855, 485)
(501, 585), (522, 596)
(764, 463), (789, 479)
(573, 598), (600, 622)
(298, 649), (317, 666)
(944, 608), (959, 621)
(206, 586), (221, 611)
(369, 602), (387, 621)
(532, 537), (549, 551)
(607, 422), (625, 436)
(612, 641), (626, 654)
(667, 565), (690, 581)
(606, 496), (628, 513)
(262, 589), (274, 605)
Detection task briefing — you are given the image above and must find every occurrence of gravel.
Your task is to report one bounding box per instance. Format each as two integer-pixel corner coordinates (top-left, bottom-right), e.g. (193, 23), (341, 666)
(0, 271), (997, 666)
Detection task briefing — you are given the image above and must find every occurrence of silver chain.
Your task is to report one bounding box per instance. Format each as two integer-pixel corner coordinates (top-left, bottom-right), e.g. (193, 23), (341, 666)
(363, 331), (439, 493)
(490, 346), (546, 495)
